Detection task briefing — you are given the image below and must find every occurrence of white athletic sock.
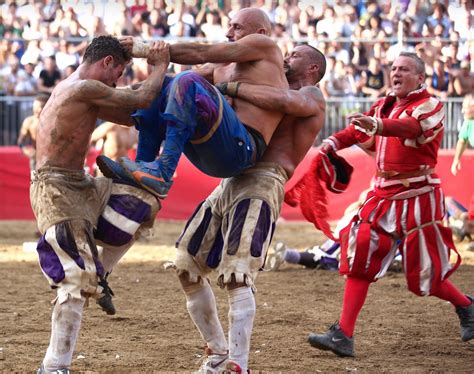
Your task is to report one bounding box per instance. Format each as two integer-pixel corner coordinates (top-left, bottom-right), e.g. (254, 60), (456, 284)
(43, 297), (85, 371)
(101, 243), (134, 273)
(183, 281), (228, 354)
(227, 286), (255, 371)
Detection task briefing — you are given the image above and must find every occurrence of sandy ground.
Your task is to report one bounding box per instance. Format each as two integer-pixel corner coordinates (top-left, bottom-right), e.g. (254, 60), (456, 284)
(0, 219), (473, 373)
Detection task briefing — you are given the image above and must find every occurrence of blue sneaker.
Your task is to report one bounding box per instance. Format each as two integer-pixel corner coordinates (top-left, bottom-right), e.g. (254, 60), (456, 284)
(120, 157), (173, 199)
(96, 155), (137, 185)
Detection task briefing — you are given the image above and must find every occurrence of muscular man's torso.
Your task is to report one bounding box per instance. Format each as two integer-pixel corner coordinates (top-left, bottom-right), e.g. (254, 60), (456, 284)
(263, 87), (325, 178)
(36, 73), (99, 170)
(213, 58), (288, 144)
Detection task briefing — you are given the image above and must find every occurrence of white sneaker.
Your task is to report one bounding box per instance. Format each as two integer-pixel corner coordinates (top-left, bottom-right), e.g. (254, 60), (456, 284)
(267, 242), (287, 271)
(307, 246), (328, 262)
(194, 347), (229, 374)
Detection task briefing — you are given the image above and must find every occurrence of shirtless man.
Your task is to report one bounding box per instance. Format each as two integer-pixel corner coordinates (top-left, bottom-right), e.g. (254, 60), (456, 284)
(173, 44), (326, 372)
(97, 8), (288, 198)
(91, 121), (138, 175)
(31, 35), (169, 373)
(17, 94), (49, 171)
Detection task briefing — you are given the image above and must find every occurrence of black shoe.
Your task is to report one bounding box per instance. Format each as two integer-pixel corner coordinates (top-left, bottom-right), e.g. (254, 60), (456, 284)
(456, 296), (474, 342)
(308, 322), (355, 357)
(97, 276), (116, 315)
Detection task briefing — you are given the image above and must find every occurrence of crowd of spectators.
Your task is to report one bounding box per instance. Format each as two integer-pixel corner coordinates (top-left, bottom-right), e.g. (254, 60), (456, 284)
(0, 0), (472, 100)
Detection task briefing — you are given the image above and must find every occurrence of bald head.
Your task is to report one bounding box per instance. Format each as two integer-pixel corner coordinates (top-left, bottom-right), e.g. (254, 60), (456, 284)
(231, 7), (272, 36)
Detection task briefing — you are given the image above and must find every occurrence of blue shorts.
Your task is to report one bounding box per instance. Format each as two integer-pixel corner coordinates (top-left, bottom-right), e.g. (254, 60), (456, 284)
(133, 72), (265, 178)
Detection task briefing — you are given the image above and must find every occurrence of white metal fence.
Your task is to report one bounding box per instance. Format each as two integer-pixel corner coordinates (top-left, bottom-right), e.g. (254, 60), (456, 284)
(0, 95), (465, 149)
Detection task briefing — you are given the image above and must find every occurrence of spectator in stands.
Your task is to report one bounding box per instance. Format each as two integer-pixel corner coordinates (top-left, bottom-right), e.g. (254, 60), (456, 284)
(55, 40), (79, 75)
(317, 6), (343, 39)
(0, 54), (27, 95)
(360, 57), (388, 98)
(415, 24), (438, 76)
(199, 9), (227, 42)
(453, 61), (474, 97)
(14, 62), (37, 96)
(147, 8), (170, 37)
(350, 25), (369, 69)
(426, 58), (453, 99)
(427, 3), (452, 38)
(37, 55), (61, 94)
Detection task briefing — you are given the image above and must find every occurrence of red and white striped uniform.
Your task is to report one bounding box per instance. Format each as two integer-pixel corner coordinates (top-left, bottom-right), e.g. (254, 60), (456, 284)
(327, 87), (461, 295)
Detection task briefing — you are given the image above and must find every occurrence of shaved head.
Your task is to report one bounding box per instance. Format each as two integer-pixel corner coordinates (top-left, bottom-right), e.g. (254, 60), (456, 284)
(234, 7), (272, 36)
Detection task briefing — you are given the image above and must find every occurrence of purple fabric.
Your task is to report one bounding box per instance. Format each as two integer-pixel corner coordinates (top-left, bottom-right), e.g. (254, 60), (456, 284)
(227, 199), (250, 255)
(176, 201), (204, 248)
(250, 201), (271, 258)
(55, 222), (85, 270)
(284, 249), (301, 264)
(107, 194), (151, 224)
(36, 235), (65, 284)
(187, 206), (213, 256)
(95, 216), (133, 247)
(206, 228), (224, 269)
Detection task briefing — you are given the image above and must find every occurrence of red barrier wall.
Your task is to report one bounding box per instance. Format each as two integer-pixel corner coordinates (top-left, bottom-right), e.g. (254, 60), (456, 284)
(1, 146), (472, 221)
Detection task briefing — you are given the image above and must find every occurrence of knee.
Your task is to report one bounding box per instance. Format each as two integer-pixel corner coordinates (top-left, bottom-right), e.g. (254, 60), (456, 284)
(179, 271), (205, 294)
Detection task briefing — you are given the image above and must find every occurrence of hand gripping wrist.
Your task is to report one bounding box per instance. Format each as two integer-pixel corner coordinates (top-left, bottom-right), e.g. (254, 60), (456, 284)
(132, 39), (150, 58)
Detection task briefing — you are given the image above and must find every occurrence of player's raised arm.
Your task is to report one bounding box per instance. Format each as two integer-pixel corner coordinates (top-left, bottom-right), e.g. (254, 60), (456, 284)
(81, 41), (170, 110)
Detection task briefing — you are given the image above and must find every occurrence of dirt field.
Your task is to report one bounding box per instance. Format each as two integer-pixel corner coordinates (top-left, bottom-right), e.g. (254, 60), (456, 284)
(0, 219), (473, 373)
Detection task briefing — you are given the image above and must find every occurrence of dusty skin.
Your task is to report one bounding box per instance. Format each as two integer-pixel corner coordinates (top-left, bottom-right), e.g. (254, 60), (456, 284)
(0, 220), (473, 373)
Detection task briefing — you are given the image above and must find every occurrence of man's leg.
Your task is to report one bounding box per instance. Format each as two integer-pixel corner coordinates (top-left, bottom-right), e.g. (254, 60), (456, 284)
(226, 281), (256, 373)
(308, 276), (368, 357)
(37, 221), (102, 371)
(121, 71), (223, 197)
(41, 298), (85, 372)
(94, 181), (161, 315)
(179, 273), (229, 371)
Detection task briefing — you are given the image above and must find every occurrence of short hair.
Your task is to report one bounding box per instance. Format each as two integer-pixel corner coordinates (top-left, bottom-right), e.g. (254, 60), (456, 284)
(298, 44), (327, 84)
(82, 35), (130, 65)
(399, 52), (425, 74)
(34, 93), (50, 105)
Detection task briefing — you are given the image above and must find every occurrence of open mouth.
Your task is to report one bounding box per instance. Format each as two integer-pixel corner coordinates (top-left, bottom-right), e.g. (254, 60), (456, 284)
(392, 79), (402, 88)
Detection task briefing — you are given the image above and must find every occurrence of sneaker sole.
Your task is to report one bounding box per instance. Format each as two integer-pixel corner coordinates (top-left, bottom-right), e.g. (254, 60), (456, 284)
(96, 156), (120, 178)
(119, 161), (169, 199)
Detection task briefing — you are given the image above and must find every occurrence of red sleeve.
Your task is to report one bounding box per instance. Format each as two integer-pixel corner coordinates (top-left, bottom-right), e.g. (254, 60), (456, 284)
(379, 117), (422, 139)
(330, 125), (372, 150)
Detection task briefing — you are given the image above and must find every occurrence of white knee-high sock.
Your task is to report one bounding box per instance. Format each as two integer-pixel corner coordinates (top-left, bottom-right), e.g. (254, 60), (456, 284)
(227, 286), (255, 371)
(183, 281), (228, 354)
(43, 297), (85, 371)
(100, 242), (134, 273)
